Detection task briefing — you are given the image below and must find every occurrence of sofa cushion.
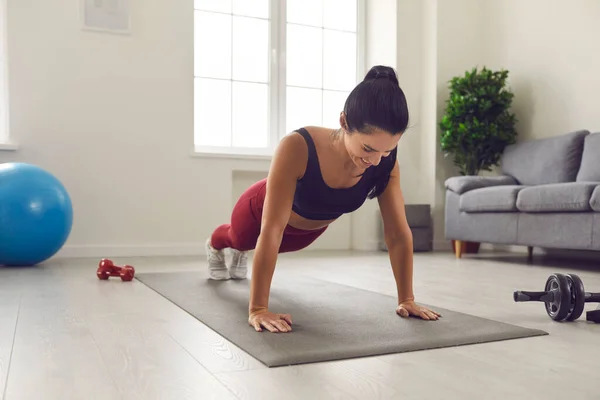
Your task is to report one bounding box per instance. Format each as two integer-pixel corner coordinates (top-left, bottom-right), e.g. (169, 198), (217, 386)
(445, 175), (518, 194)
(460, 185), (526, 213)
(590, 186), (600, 212)
(576, 132), (600, 182)
(516, 182), (597, 212)
(501, 130), (589, 185)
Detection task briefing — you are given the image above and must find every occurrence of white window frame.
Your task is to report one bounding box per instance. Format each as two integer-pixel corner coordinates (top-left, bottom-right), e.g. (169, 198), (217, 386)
(193, 0), (366, 159)
(0, 0), (13, 150)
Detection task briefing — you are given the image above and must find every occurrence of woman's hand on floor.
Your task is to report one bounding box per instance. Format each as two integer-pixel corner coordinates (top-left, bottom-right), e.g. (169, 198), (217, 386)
(248, 310), (293, 333)
(396, 301), (441, 321)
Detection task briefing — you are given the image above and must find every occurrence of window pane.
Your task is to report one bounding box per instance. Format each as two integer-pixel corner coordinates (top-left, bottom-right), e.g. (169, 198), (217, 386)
(323, 30), (356, 91)
(232, 82), (269, 148)
(287, 0), (322, 27)
(195, 78), (231, 146)
(323, 90), (349, 128)
(323, 0), (357, 32)
(233, 0), (269, 18)
(286, 87), (322, 134)
(286, 24), (322, 88)
(233, 16), (269, 83)
(194, 11), (231, 79)
(195, 0), (231, 13)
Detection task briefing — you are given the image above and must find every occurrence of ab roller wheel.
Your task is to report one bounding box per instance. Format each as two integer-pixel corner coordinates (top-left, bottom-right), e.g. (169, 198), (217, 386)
(565, 274), (586, 321)
(514, 272), (600, 323)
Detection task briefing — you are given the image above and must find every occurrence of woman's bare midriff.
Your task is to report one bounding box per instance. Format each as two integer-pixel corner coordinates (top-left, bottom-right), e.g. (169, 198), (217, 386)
(287, 210), (336, 231)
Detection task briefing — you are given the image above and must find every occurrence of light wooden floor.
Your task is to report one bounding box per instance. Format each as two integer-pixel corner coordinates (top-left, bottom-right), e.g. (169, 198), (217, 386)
(0, 249), (599, 400)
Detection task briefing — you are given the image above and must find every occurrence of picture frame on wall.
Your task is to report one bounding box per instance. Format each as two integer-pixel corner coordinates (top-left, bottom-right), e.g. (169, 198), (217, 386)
(80, 0), (132, 35)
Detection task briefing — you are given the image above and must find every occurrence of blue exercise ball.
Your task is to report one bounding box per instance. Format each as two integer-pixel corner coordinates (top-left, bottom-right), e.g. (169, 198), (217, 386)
(0, 162), (73, 266)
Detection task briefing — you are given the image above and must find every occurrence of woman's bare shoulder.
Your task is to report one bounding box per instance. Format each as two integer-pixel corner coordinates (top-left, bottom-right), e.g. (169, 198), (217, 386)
(271, 129), (310, 179)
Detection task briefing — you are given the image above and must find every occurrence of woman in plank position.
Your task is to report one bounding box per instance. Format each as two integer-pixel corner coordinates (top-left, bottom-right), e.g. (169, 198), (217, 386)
(205, 65), (441, 333)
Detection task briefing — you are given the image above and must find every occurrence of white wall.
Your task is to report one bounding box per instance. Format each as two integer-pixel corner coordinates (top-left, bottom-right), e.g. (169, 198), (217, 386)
(396, 0), (425, 205)
(0, 0), (398, 258)
(482, 0), (600, 140)
(0, 0), (8, 144)
(1, 0), (266, 257)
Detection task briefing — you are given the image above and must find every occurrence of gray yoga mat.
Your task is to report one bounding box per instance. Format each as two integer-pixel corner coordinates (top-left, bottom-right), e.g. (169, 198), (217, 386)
(136, 271), (548, 367)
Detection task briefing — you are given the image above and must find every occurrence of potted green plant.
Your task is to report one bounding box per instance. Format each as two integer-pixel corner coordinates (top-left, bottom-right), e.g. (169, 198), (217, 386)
(439, 66), (518, 254)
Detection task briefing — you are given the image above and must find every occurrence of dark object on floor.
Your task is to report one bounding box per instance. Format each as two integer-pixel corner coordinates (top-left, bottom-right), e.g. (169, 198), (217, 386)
(137, 271), (547, 367)
(379, 204), (433, 252)
(514, 273), (600, 322)
(587, 304), (600, 323)
(97, 258), (135, 281)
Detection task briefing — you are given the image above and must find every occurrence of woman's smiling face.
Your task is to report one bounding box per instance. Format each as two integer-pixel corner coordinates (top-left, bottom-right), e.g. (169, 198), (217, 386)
(340, 113), (401, 170)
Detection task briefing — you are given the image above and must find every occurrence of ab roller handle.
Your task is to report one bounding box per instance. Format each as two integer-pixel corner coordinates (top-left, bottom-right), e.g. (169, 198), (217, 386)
(584, 292), (600, 303)
(588, 306), (600, 323)
(514, 290), (555, 303)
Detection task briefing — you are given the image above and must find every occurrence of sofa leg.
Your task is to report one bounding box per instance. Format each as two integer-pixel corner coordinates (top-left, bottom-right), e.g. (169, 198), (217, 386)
(527, 246), (533, 261)
(455, 240), (463, 259)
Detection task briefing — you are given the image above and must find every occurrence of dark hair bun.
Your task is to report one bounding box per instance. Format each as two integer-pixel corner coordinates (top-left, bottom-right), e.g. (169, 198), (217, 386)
(364, 65), (399, 85)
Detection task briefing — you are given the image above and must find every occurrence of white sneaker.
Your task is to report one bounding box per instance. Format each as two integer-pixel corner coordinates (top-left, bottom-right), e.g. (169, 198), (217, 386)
(205, 239), (229, 280)
(227, 248), (248, 279)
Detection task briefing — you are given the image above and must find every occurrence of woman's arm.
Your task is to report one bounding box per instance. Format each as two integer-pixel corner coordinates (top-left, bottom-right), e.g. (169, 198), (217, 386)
(248, 133), (307, 327)
(377, 160), (414, 304)
(377, 161), (441, 320)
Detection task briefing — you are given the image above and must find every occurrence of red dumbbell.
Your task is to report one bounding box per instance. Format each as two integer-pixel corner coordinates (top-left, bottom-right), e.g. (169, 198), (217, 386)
(96, 259), (135, 282)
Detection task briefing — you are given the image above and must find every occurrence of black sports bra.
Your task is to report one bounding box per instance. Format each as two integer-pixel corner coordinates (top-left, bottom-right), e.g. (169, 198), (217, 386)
(291, 128), (390, 220)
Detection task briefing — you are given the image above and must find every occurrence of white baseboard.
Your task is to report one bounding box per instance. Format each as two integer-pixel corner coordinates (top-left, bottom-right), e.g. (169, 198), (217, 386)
(352, 239), (381, 252)
(56, 243), (204, 259)
(374, 240), (451, 253)
(57, 239), (454, 260)
(56, 242), (354, 259)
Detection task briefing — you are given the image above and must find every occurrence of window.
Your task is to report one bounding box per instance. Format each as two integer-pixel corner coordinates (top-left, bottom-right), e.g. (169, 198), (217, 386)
(193, 0), (363, 156)
(0, 0), (8, 144)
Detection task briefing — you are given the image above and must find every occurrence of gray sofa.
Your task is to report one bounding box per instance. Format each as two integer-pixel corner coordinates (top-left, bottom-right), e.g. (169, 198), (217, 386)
(445, 129), (600, 258)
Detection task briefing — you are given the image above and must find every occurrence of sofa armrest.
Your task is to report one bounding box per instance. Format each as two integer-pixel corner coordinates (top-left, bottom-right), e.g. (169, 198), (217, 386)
(445, 175), (518, 194)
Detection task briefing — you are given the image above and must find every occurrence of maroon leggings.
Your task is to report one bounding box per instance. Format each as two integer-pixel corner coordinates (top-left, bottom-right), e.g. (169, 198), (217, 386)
(210, 178), (327, 253)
